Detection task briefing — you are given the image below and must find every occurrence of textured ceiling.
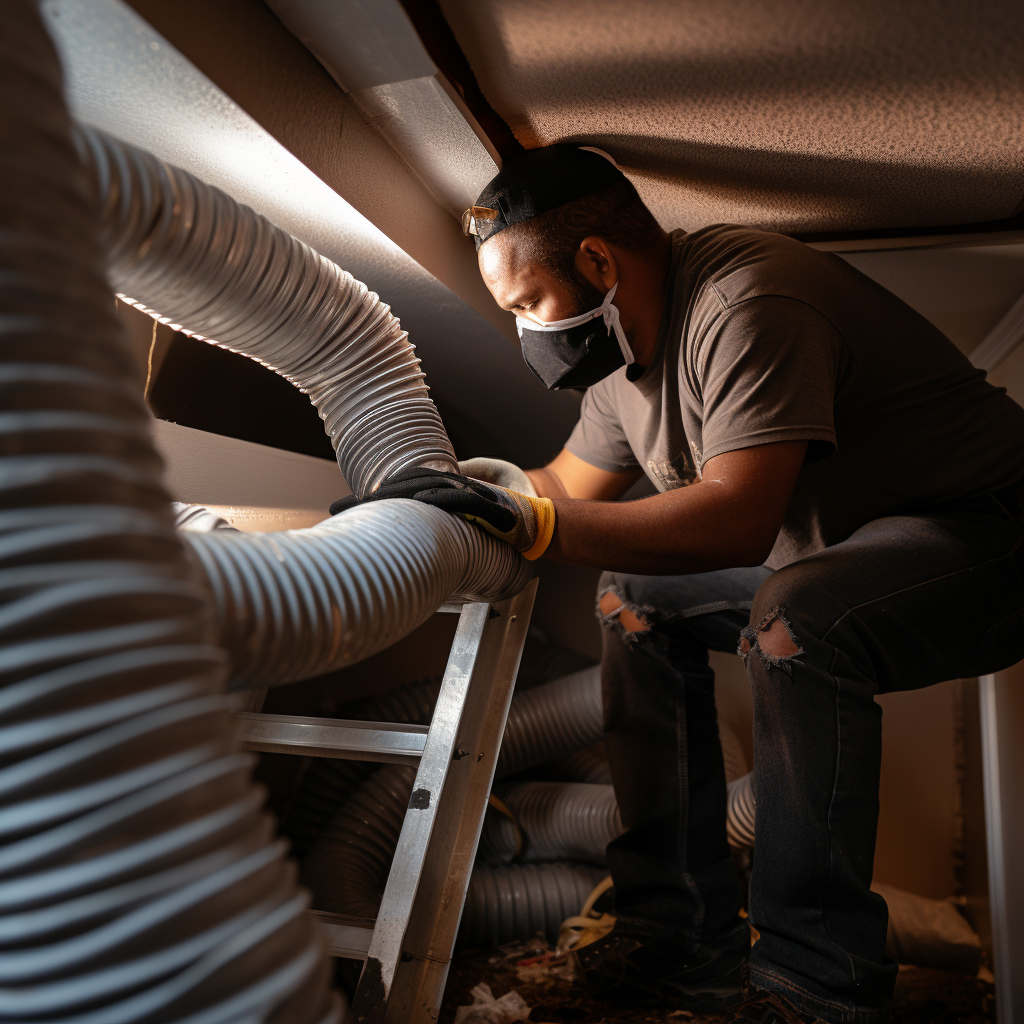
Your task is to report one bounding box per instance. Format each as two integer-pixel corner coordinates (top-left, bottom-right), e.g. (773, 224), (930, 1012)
(438, 0), (1024, 234)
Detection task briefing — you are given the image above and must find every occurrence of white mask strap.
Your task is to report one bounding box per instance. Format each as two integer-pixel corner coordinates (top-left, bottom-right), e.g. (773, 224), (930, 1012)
(515, 282), (634, 365)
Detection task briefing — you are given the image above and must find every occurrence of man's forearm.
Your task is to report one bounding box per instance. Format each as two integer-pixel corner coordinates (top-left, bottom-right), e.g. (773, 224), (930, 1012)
(545, 483), (770, 575)
(541, 441), (808, 574)
(524, 466), (570, 499)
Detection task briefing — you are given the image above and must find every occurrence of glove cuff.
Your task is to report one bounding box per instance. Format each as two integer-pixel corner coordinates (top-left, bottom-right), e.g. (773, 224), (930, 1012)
(522, 496), (556, 560)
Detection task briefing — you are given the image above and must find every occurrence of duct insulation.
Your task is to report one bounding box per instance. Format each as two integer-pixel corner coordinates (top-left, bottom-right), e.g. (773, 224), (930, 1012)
(0, 2), (338, 1021)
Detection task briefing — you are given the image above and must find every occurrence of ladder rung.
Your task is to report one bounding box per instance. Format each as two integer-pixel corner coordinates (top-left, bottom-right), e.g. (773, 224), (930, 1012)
(237, 712), (428, 764)
(309, 910), (375, 959)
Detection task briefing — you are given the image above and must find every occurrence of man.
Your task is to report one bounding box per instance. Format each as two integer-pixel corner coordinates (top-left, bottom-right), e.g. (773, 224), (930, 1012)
(336, 146), (1024, 1022)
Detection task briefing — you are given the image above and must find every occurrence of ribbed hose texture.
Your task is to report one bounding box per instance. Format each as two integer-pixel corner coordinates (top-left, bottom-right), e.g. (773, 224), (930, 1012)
(0, 5), (337, 1022)
(461, 864), (606, 949)
(726, 773), (756, 852)
(299, 670), (754, 947)
(495, 666), (603, 779)
(299, 668), (613, 933)
(282, 680), (440, 860)
(74, 128), (532, 688)
(77, 127), (454, 499)
(184, 501), (532, 689)
(479, 783), (622, 866)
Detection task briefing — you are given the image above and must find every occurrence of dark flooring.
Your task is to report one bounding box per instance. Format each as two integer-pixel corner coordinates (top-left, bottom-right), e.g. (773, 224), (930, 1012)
(438, 940), (994, 1024)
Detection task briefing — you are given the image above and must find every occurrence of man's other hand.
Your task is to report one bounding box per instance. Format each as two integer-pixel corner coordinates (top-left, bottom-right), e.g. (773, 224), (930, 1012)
(330, 467), (556, 560)
(459, 457), (537, 497)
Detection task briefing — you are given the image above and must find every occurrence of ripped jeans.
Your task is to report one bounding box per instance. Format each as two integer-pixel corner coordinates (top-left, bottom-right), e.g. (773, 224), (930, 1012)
(597, 486), (1024, 1023)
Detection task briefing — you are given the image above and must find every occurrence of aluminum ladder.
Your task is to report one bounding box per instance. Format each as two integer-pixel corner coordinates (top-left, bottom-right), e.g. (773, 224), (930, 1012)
(236, 579), (538, 1024)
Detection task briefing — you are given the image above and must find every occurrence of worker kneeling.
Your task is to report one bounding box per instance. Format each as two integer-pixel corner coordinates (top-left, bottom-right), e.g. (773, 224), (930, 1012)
(334, 146), (1024, 1023)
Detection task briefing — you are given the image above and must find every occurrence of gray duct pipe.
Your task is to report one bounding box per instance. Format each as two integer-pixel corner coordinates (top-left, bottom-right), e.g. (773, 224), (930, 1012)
(0, 4), (337, 1021)
(292, 667), (604, 859)
(75, 127), (531, 688)
(495, 667), (604, 779)
(461, 863), (607, 949)
(479, 782), (622, 865)
(727, 773), (756, 852)
(300, 664), (755, 945)
(185, 500), (531, 688)
(79, 129), (452, 499)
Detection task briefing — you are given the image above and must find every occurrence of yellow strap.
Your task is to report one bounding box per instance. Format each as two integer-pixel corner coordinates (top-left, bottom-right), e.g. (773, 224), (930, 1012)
(522, 496), (556, 561)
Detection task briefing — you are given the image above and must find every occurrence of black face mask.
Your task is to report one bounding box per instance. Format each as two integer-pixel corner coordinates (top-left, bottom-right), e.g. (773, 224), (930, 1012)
(518, 321), (626, 390)
(515, 283), (634, 390)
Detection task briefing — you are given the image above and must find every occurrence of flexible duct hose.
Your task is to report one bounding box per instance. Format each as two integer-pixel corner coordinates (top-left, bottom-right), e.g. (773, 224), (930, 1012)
(301, 667), (753, 946)
(460, 864), (606, 949)
(479, 783), (622, 866)
(78, 127), (454, 499)
(73, 128), (531, 687)
(172, 503), (236, 533)
(0, 4), (336, 1020)
(495, 666), (604, 779)
(184, 501), (531, 689)
(283, 680), (440, 859)
(290, 666), (605, 862)
(726, 773), (756, 852)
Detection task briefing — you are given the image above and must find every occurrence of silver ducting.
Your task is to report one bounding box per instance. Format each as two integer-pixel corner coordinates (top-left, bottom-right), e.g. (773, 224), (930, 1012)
(726, 772), (756, 852)
(75, 128), (532, 688)
(299, 668), (754, 950)
(461, 863), (607, 949)
(479, 782), (622, 865)
(79, 126), (455, 499)
(495, 667), (604, 779)
(185, 500), (530, 689)
(0, 2), (337, 1019)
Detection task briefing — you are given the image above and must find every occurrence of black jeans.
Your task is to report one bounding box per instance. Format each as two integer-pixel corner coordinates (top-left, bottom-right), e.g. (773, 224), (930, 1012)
(598, 487), (1024, 1023)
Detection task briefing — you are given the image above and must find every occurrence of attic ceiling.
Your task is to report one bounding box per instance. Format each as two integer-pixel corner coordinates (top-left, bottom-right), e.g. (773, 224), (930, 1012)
(435, 0), (1024, 235)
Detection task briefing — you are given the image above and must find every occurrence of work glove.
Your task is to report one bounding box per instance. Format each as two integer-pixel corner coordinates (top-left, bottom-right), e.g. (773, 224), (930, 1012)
(458, 457), (538, 498)
(329, 467), (556, 560)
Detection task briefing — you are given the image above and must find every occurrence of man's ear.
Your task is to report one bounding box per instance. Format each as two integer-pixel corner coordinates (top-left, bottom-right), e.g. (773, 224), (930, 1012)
(575, 236), (618, 291)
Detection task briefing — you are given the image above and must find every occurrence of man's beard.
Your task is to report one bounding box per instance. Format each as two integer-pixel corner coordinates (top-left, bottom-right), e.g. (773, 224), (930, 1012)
(562, 271), (607, 317)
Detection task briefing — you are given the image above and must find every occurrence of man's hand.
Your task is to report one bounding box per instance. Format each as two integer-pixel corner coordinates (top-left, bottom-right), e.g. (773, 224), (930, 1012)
(458, 457), (537, 497)
(330, 467), (556, 560)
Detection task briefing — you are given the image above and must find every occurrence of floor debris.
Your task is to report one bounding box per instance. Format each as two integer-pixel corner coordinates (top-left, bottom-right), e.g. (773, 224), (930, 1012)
(454, 982), (532, 1024)
(439, 937), (995, 1024)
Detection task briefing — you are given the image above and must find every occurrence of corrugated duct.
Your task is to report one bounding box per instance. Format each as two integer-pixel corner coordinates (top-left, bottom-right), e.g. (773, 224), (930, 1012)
(72, 126), (531, 689)
(301, 667), (754, 945)
(0, 2), (337, 1020)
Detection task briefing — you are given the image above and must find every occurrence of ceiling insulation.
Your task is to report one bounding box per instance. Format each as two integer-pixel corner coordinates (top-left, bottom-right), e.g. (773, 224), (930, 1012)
(436, 0), (1024, 234)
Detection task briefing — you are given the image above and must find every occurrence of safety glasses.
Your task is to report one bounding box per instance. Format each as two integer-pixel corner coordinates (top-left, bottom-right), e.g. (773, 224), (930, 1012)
(461, 205), (500, 238)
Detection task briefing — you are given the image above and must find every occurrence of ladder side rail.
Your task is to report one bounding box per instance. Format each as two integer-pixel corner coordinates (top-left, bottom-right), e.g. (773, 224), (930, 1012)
(382, 580), (537, 1024)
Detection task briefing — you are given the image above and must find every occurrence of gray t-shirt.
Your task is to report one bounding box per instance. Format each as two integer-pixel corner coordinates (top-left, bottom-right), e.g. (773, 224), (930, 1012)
(566, 226), (1024, 568)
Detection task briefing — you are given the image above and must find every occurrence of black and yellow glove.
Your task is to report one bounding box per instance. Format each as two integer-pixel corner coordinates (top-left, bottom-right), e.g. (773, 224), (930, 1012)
(330, 467), (556, 561)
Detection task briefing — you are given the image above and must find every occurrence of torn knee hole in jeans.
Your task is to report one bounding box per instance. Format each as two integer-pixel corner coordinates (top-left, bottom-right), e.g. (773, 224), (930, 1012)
(598, 590), (651, 636)
(738, 606), (804, 673)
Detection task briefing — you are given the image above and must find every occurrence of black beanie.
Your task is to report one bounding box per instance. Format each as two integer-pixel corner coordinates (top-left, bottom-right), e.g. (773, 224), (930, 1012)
(464, 144), (626, 246)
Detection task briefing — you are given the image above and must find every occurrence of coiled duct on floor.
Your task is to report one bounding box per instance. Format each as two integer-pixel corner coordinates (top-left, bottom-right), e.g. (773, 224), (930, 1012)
(292, 667), (605, 862)
(283, 681), (440, 859)
(302, 763), (605, 947)
(495, 666), (603, 779)
(0, 3), (337, 1021)
(460, 863), (607, 949)
(301, 668), (754, 945)
(74, 127), (531, 688)
(479, 782), (622, 866)
(726, 773), (756, 852)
